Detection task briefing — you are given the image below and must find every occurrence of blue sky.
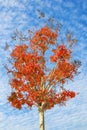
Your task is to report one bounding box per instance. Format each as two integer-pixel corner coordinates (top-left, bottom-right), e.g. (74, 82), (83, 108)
(0, 0), (87, 130)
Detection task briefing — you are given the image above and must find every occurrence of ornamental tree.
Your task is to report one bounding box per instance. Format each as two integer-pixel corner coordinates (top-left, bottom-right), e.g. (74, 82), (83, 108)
(6, 23), (80, 130)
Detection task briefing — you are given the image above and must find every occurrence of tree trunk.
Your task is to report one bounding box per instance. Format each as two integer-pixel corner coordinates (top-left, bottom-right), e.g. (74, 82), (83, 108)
(39, 110), (45, 130)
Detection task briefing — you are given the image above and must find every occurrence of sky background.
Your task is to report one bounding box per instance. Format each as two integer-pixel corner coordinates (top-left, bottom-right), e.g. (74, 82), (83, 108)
(0, 0), (87, 130)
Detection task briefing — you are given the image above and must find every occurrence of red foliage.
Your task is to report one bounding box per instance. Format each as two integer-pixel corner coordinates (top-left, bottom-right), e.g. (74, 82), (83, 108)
(7, 25), (79, 110)
(30, 26), (58, 52)
(50, 45), (71, 62)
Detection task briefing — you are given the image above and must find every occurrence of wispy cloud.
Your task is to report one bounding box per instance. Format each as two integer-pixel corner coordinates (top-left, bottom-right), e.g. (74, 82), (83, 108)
(0, 0), (87, 130)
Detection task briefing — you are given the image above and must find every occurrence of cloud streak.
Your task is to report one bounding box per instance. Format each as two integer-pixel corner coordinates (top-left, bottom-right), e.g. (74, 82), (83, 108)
(0, 0), (87, 130)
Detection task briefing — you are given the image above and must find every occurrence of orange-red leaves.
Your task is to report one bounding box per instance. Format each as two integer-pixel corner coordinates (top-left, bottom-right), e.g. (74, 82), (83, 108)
(39, 26), (57, 38)
(8, 92), (24, 109)
(61, 90), (76, 99)
(40, 89), (76, 110)
(50, 45), (71, 62)
(26, 100), (33, 107)
(8, 92), (17, 102)
(57, 60), (76, 79)
(21, 52), (41, 63)
(10, 79), (23, 90)
(7, 25), (78, 111)
(11, 44), (28, 59)
(48, 60), (76, 85)
(30, 25), (57, 52)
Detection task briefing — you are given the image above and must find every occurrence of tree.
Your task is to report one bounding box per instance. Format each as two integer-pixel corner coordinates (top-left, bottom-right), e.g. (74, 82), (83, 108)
(6, 22), (80, 130)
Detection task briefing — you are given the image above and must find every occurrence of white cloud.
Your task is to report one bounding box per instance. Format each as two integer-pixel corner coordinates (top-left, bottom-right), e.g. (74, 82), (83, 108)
(0, 0), (87, 130)
(81, 14), (87, 21)
(0, 0), (24, 8)
(64, 1), (75, 8)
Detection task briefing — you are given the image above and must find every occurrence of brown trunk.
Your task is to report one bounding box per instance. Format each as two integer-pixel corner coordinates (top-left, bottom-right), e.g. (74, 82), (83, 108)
(39, 110), (45, 130)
